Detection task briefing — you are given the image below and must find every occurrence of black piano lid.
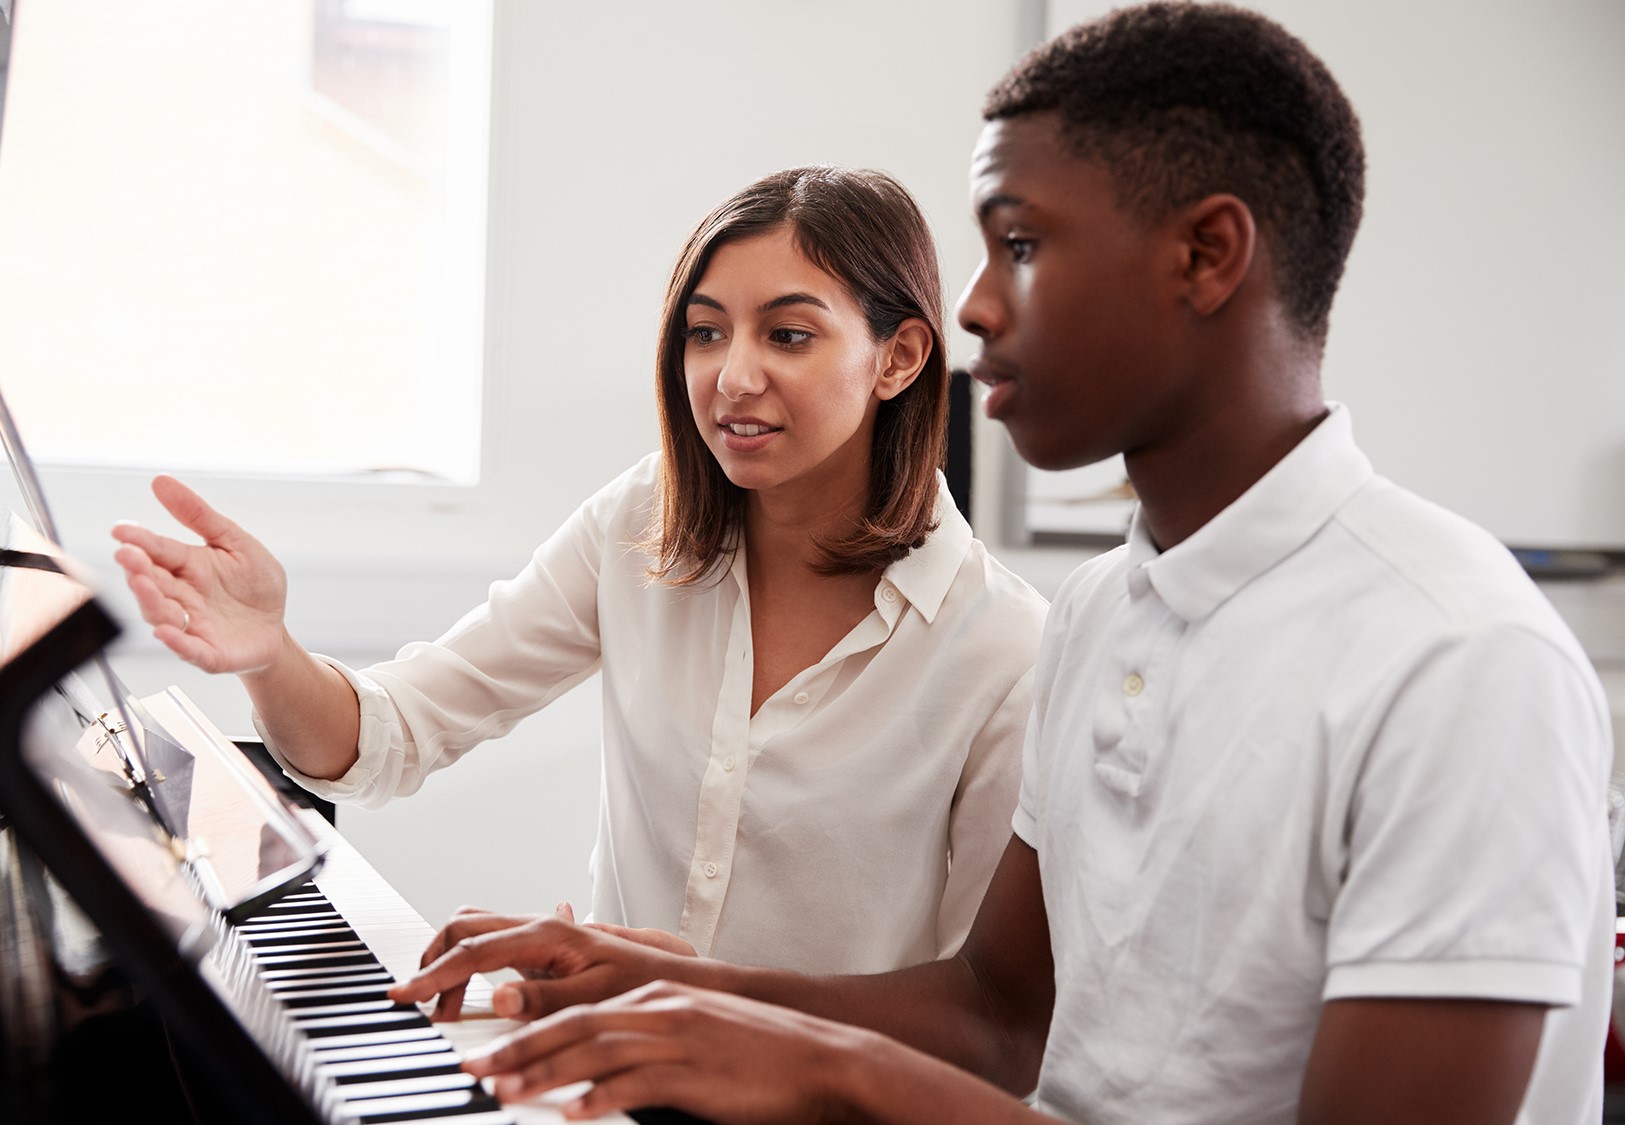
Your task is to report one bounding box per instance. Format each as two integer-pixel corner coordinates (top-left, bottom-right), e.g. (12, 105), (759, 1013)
(0, 599), (325, 1125)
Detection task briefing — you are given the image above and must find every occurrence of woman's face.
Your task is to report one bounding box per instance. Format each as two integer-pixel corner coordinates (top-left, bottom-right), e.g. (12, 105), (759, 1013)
(683, 226), (917, 506)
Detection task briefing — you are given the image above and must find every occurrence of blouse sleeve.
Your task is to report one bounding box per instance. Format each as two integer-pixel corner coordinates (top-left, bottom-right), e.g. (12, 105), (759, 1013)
(935, 666), (1036, 956)
(259, 456), (657, 808)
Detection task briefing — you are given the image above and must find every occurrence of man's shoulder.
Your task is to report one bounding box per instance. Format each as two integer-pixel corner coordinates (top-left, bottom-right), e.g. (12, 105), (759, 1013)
(1330, 476), (1579, 647)
(1048, 542), (1132, 617)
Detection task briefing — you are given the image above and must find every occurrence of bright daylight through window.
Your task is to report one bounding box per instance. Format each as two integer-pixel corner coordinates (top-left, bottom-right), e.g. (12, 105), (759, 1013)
(0, 0), (491, 482)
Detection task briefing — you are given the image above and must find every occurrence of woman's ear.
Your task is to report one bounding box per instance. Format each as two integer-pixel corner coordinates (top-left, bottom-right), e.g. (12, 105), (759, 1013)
(1178, 193), (1256, 319)
(874, 317), (933, 401)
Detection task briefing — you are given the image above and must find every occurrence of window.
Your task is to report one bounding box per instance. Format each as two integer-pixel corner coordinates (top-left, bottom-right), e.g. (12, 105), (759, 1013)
(0, 0), (491, 482)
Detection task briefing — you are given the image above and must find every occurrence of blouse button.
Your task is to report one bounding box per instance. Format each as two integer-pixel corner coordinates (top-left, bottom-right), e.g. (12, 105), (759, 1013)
(703, 861), (719, 878)
(722, 756), (736, 772)
(1123, 672), (1145, 697)
(793, 691), (810, 705)
(881, 586), (898, 603)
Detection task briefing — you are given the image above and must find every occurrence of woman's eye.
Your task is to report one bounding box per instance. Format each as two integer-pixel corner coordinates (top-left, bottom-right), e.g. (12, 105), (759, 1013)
(1003, 235), (1036, 263)
(684, 325), (722, 345)
(770, 327), (812, 347)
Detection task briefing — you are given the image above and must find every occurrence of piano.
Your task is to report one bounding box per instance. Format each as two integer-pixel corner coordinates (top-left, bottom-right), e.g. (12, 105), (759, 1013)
(0, 506), (721, 1123)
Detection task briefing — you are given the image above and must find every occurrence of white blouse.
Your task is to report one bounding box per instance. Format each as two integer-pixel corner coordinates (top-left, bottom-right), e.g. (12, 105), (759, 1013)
(261, 453), (1048, 974)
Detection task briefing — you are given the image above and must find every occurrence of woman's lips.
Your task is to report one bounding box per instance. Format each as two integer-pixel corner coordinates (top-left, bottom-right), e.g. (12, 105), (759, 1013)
(718, 419), (782, 453)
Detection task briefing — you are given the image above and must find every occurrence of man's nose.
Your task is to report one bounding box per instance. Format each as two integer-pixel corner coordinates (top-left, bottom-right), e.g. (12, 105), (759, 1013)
(955, 258), (1001, 340)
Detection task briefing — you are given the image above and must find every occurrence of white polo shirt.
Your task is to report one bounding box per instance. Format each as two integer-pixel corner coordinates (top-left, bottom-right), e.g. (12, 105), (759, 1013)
(262, 453), (1048, 974)
(1016, 405), (1613, 1124)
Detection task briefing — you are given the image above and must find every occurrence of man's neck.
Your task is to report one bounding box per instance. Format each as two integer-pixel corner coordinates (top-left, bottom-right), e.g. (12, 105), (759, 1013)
(1128, 381), (1328, 553)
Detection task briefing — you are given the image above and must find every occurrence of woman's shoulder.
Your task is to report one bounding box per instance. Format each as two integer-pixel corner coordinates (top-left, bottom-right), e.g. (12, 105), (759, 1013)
(575, 451), (663, 520)
(959, 537), (1050, 624)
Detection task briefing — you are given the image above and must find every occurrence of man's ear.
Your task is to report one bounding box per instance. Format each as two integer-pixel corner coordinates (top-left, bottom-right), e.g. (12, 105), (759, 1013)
(874, 317), (932, 401)
(1178, 193), (1256, 318)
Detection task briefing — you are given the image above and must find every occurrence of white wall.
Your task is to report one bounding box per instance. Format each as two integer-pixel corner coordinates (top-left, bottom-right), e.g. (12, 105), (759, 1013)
(33, 0), (1625, 930)
(49, 0), (1048, 931)
(1040, 0), (1625, 550)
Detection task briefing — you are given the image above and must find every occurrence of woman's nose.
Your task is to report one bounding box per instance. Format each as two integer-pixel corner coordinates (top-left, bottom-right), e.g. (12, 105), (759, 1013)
(716, 342), (767, 399)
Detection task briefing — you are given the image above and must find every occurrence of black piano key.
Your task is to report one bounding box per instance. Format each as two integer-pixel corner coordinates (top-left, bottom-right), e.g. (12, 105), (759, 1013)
(280, 986), (396, 1008)
(256, 950), (378, 970)
(351, 1111), (511, 1125)
(297, 1010), (434, 1038)
(267, 970), (396, 993)
(296, 1026), (445, 1051)
(340, 1087), (509, 1123)
(331, 1062), (466, 1086)
(243, 910), (347, 927)
(287, 999), (408, 1020)
(214, 879), (520, 1124)
(315, 1052), (460, 1081)
(250, 939), (371, 958)
(261, 963), (391, 982)
(243, 926), (362, 947)
(311, 1038), (458, 1065)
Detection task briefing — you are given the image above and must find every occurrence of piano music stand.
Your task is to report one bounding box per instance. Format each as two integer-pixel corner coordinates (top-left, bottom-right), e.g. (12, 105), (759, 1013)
(0, 599), (324, 1125)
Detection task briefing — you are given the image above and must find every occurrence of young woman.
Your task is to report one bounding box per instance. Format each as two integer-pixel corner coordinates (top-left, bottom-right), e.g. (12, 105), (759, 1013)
(111, 167), (1048, 976)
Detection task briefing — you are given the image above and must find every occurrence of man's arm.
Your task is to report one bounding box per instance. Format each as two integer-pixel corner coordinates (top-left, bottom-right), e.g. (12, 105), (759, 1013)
(1298, 997), (1546, 1125)
(391, 834), (1055, 1094)
(457, 980), (1068, 1125)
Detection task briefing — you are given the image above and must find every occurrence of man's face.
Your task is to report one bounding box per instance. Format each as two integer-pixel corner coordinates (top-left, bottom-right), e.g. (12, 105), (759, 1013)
(956, 113), (1189, 472)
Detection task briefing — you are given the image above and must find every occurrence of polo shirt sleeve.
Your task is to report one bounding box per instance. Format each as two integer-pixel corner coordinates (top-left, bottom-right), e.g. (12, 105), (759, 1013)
(1323, 623), (1611, 1007)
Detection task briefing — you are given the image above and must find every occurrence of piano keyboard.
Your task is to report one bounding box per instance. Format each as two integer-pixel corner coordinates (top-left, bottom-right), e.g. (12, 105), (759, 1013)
(201, 820), (635, 1125)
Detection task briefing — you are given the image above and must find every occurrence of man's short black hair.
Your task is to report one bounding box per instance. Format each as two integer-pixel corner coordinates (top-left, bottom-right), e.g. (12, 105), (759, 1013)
(985, 2), (1365, 345)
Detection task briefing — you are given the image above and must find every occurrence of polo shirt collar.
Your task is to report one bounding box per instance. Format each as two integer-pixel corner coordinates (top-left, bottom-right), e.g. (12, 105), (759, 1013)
(882, 473), (973, 626)
(1128, 402), (1373, 622)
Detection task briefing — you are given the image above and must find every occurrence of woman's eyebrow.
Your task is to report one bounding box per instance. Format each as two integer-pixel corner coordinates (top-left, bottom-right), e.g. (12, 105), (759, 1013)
(687, 291), (832, 314)
(758, 292), (830, 314)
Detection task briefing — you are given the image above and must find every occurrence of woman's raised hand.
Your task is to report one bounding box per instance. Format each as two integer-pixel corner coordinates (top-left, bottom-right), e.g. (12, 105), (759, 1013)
(111, 474), (290, 675)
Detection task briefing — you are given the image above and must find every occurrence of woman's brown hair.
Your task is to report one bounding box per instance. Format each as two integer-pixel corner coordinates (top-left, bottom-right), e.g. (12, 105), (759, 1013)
(647, 166), (949, 584)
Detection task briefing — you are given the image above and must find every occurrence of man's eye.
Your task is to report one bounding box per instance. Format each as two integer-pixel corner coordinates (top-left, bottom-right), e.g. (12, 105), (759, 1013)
(1003, 236), (1036, 263)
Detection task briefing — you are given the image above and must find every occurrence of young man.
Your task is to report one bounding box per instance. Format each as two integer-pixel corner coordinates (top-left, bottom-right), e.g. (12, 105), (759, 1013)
(390, 5), (1615, 1122)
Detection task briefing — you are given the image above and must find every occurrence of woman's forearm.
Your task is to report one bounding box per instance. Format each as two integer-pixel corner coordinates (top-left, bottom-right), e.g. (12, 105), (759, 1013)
(242, 627), (362, 781)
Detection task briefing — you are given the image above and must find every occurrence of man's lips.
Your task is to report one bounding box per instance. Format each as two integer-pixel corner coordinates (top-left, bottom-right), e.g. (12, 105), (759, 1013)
(967, 357), (1018, 388)
(967, 358), (1019, 419)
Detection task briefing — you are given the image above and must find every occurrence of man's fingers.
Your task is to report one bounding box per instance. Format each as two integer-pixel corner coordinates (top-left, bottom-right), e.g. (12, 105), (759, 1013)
(556, 1065), (705, 1123)
(415, 912), (536, 972)
(492, 966), (630, 1021)
(428, 980), (469, 1023)
(151, 474), (243, 547)
(584, 923), (698, 957)
(485, 1029), (686, 1105)
(393, 919), (564, 1004)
